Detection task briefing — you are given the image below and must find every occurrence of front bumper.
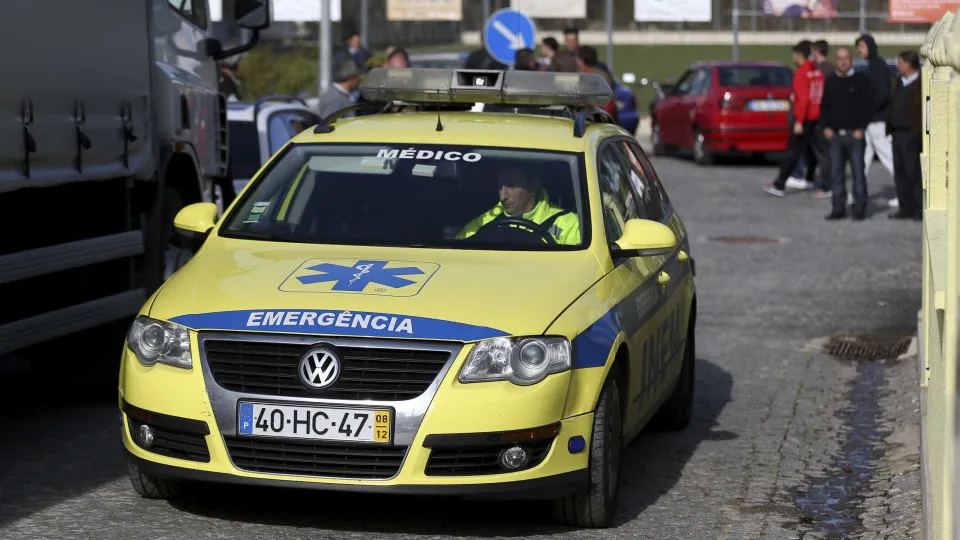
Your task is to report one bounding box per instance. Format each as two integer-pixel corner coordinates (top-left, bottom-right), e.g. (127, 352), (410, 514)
(119, 331), (594, 499)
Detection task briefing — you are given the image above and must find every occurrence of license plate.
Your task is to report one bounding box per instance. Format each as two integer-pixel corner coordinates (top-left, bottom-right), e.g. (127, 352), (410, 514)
(237, 402), (392, 444)
(747, 99), (789, 112)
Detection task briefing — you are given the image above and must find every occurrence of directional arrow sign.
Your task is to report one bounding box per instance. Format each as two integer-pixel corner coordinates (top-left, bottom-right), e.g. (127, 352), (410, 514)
(483, 8), (537, 66)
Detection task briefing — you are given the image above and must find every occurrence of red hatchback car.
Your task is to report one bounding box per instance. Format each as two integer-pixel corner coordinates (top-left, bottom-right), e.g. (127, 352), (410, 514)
(650, 61), (795, 165)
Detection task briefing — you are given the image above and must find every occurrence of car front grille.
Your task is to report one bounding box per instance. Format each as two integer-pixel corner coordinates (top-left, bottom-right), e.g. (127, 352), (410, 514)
(203, 339), (451, 401)
(223, 436), (407, 479)
(425, 439), (554, 476)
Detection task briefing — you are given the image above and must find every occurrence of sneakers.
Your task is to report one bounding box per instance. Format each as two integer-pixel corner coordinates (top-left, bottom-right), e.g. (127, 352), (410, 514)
(785, 177), (815, 190)
(813, 189), (832, 199)
(888, 198), (899, 208)
(763, 184), (786, 197)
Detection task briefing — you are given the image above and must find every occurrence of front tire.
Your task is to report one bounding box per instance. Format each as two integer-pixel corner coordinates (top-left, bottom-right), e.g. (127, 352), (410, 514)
(692, 129), (714, 166)
(127, 462), (179, 500)
(552, 376), (622, 528)
(651, 120), (666, 156)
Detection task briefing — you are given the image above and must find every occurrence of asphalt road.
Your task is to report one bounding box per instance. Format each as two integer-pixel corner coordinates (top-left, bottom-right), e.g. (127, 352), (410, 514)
(0, 149), (923, 539)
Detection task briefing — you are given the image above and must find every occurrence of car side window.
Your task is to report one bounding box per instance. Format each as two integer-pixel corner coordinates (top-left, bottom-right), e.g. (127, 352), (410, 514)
(625, 140), (672, 222)
(596, 145), (640, 244)
(672, 70), (696, 95)
(284, 111), (321, 132)
(690, 69), (712, 97)
(167, 0), (207, 28)
(267, 113), (293, 155)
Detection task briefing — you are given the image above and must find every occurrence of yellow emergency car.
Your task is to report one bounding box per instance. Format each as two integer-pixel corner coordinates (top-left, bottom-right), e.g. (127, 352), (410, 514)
(120, 67), (697, 528)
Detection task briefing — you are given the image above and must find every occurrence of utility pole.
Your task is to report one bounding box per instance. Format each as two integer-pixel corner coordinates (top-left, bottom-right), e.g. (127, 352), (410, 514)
(361, 0), (369, 49)
(732, 0), (740, 61)
(319, 0), (331, 98)
(605, 0), (614, 74)
(858, 0), (867, 34)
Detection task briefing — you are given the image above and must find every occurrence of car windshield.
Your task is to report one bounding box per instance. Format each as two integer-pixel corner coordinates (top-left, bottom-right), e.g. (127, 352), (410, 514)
(717, 66), (793, 86)
(228, 121), (261, 179)
(220, 143), (588, 251)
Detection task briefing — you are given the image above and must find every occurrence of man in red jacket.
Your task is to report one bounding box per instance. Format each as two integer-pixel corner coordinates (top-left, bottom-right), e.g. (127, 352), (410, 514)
(764, 41), (829, 197)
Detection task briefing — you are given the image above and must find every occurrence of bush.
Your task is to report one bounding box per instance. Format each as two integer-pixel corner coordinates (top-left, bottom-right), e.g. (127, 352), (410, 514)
(236, 45), (389, 101)
(236, 46), (319, 100)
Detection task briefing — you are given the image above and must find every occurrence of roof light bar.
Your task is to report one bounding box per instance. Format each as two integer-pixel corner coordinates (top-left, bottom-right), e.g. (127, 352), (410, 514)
(358, 67), (613, 108)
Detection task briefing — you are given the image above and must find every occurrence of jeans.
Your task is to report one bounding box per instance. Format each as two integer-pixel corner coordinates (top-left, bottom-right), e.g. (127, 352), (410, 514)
(774, 121), (829, 190)
(791, 155), (806, 179)
(828, 132), (867, 214)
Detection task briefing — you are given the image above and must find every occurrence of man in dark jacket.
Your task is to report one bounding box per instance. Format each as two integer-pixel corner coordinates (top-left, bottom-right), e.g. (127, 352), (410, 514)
(886, 50), (924, 220)
(465, 33), (507, 70)
(855, 34), (896, 203)
(820, 47), (874, 220)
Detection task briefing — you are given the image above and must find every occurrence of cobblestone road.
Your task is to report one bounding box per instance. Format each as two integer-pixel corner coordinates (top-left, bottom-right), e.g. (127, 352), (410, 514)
(0, 150), (923, 539)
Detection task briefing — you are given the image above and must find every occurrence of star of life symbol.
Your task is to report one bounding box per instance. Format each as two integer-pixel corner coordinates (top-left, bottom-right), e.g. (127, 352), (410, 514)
(299, 348), (340, 389)
(296, 260), (425, 292)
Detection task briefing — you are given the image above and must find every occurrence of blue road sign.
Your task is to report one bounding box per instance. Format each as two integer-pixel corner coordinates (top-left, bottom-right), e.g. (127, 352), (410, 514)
(483, 8), (537, 67)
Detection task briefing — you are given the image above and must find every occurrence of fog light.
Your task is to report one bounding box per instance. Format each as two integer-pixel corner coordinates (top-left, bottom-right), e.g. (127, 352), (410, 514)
(137, 424), (155, 448)
(568, 435), (586, 454)
(498, 445), (529, 470)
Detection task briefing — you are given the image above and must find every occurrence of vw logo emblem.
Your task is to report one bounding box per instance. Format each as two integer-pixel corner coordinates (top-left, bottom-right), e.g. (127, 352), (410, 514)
(298, 348), (341, 389)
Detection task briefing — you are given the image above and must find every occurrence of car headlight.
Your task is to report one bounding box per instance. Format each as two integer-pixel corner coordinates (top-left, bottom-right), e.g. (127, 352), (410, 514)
(126, 316), (192, 369)
(458, 337), (571, 386)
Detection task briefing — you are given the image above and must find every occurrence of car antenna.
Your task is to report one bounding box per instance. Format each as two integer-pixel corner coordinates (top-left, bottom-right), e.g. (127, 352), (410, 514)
(435, 91), (444, 132)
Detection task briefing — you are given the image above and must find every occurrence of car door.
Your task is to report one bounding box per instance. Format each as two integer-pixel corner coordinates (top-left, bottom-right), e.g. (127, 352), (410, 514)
(676, 68), (712, 148)
(657, 69), (695, 146)
(595, 141), (674, 434)
(622, 139), (694, 400)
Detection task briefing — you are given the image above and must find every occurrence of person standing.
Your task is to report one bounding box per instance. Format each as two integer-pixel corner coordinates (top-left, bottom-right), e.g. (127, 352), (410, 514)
(764, 41), (827, 197)
(315, 57), (362, 120)
(335, 28), (374, 73)
(886, 50), (924, 220)
(813, 40), (834, 78)
(540, 37), (559, 66)
(855, 34), (897, 207)
(820, 47), (874, 220)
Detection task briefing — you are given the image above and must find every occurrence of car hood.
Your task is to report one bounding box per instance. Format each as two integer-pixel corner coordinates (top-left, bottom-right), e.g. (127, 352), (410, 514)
(149, 239), (605, 342)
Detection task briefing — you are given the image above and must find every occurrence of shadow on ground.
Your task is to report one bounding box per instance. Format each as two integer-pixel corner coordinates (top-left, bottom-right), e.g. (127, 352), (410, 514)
(163, 358), (734, 536)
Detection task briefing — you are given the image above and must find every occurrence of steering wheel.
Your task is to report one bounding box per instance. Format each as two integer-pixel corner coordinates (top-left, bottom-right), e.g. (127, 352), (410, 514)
(468, 217), (557, 245)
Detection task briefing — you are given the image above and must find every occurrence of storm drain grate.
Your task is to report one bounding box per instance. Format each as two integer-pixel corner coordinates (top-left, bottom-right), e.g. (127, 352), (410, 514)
(821, 336), (913, 361)
(701, 235), (784, 244)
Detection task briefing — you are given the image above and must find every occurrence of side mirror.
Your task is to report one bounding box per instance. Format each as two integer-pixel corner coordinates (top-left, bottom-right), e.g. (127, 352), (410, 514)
(234, 0), (271, 30)
(610, 219), (677, 259)
(622, 72), (637, 85)
(173, 202), (218, 249)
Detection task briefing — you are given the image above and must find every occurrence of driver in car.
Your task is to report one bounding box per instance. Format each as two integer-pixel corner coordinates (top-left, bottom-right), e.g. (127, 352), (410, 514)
(456, 168), (581, 245)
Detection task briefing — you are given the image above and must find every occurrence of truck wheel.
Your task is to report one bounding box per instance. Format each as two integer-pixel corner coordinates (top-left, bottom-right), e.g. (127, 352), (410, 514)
(650, 322), (695, 431)
(552, 376), (622, 528)
(127, 462), (179, 499)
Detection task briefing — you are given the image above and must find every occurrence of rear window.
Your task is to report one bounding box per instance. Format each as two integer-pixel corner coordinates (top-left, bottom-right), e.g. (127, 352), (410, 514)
(717, 66), (793, 87)
(228, 121), (261, 180)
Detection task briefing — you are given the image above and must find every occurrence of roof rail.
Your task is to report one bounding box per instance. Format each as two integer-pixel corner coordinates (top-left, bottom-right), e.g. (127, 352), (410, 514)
(573, 108), (616, 138)
(313, 101), (394, 133)
(253, 95), (308, 118)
